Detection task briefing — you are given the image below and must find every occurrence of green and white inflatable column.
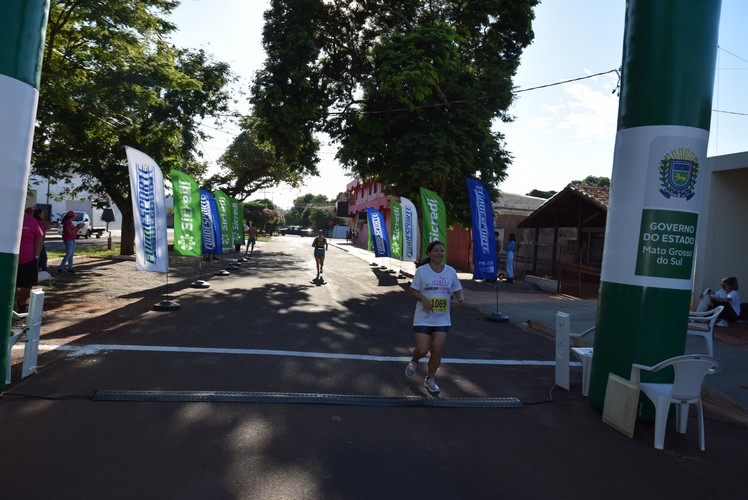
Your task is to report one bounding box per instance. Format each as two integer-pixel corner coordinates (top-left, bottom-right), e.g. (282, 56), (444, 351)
(589, 0), (722, 408)
(0, 1), (50, 386)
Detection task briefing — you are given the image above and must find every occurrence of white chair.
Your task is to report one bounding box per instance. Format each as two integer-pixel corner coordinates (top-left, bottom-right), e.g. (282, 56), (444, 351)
(630, 354), (722, 451)
(570, 327), (595, 396)
(687, 306), (723, 356)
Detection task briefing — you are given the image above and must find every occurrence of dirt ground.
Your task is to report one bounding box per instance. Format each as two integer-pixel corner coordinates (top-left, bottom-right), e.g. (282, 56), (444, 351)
(714, 321), (748, 348)
(30, 253), (233, 342)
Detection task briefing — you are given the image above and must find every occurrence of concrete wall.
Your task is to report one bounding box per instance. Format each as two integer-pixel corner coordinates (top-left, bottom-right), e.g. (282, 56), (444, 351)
(693, 152), (748, 302)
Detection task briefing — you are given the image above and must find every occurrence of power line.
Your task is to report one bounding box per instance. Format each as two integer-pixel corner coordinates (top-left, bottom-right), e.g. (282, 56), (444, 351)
(514, 69), (619, 94)
(718, 45), (748, 65)
(713, 109), (748, 116)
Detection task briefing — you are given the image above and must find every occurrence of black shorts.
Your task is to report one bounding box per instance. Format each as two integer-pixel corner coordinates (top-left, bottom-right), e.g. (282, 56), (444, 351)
(414, 325), (450, 335)
(16, 260), (38, 288)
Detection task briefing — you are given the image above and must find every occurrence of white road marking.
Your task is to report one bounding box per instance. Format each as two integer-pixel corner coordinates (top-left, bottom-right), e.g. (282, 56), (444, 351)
(17, 343), (578, 366)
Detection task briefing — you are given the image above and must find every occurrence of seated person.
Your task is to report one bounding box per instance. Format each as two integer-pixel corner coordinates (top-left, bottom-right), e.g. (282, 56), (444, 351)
(704, 276), (741, 326)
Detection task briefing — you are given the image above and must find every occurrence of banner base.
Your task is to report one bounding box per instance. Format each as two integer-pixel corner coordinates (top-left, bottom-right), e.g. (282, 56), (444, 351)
(153, 300), (180, 311)
(486, 312), (510, 323)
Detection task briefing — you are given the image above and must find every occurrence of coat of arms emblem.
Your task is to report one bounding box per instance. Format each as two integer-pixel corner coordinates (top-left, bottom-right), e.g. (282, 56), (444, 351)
(659, 149), (698, 200)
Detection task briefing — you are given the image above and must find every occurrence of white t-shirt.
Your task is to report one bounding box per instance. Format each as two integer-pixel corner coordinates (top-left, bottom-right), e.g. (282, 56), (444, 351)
(411, 263), (462, 327)
(715, 289), (741, 315)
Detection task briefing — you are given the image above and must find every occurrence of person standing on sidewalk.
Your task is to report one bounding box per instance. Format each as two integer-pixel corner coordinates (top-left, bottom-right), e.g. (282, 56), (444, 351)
(33, 207), (51, 272)
(405, 240), (464, 394)
(58, 211), (84, 274)
(504, 233), (516, 283)
(15, 209), (44, 312)
(246, 225), (258, 255)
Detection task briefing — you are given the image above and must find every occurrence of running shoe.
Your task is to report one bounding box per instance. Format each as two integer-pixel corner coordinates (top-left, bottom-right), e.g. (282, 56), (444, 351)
(716, 319), (729, 327)
(405, 361), (417, 378)
(424, 377), (440, 393)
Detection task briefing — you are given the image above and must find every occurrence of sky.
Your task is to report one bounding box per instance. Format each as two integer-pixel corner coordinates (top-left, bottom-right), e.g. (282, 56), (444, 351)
(168, 0), (748, 209)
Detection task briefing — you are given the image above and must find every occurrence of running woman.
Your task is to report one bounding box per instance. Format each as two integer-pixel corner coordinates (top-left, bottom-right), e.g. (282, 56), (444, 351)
(312, 230), (328, 278)
(405, 240), (464, 393)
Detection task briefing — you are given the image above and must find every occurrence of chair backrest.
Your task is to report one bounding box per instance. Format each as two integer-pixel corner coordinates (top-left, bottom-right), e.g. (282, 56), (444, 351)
(688, 305), (724, 330)
(569, 327), (595, 346)
(671, 355), (722, 400)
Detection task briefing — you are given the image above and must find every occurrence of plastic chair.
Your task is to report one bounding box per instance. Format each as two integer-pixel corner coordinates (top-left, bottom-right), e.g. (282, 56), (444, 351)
(687, 306), (724, 356)
(630, 354), (722, 451)
(570, 327), (595, 396)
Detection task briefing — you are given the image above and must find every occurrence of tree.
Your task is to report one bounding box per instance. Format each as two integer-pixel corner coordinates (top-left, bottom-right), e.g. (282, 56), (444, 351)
(251, 0), (326, 176)
(252, 0), (538, 227)
(32, 0), (233, 254)
(244, 199), (282, 231)
(572, 176), (611, 187)
(526, 189), (556, 199)
(284, 194), (332, 226)
(204, 120), (306, 200)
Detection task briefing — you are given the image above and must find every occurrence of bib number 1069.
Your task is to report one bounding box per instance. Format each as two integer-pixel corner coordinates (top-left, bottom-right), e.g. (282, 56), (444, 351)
(429, 297), (448, 312)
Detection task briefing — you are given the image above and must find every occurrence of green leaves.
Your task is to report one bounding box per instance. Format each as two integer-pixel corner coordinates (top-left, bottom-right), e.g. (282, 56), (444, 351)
(206, 121), (305, 200)
(33, 0), (233, 254)
(252, 0), (537, 227)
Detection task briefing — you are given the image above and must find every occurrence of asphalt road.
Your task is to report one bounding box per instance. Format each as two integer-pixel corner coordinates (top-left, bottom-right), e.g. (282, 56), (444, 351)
(44, 229), (122, 251)
(44, 229), (166, 251)
(3, 236), (748, 499)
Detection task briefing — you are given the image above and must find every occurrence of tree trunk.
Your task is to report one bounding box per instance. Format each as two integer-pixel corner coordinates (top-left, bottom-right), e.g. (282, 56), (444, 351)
(109, 191), (135, 255)
(120, 211), (135, 256)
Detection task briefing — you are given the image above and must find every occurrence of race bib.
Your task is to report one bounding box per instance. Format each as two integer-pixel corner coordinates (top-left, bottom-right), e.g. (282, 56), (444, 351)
(429, 297), (448, 312)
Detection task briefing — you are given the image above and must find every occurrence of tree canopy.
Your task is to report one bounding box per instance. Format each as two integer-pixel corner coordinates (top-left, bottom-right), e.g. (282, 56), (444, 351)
(204, 120), (306, 200)
(526, 189), (556, 199)
(284, 194), (335, 227)
(252, 0), (538, 227)
(571, 175), (611, 187)
(32, 0), (234, 254)
(244, 199), (283, 231)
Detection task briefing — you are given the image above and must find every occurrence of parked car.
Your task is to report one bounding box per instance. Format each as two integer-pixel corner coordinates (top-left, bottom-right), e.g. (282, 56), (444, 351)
(49, 212), (63, 229)
(279, 225), (314, 236)
(57, 211), (106, 239)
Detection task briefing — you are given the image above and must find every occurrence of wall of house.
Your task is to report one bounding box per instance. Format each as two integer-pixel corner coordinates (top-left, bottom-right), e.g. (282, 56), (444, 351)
(27, 176), (123, 230)
(694, 152), (748, 302)
(446, 227), (470, 272)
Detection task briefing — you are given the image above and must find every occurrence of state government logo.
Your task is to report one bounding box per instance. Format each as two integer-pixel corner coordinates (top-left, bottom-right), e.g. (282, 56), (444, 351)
(659, 148), (698, 200)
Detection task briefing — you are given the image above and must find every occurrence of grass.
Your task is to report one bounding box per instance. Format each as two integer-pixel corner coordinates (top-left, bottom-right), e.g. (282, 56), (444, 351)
(46, 235), (272, 259)
(47, 244), (123, 259)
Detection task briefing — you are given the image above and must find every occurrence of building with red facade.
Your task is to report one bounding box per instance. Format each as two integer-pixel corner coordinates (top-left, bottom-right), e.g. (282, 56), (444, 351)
(344, 177), (544, 273)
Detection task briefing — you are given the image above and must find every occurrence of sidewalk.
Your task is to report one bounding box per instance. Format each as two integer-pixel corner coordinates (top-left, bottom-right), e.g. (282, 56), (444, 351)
(330, 239), (748, 418)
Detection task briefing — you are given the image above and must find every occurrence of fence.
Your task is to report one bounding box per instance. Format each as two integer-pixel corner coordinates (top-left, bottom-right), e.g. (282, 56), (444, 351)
(511, 243), (601, 299)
